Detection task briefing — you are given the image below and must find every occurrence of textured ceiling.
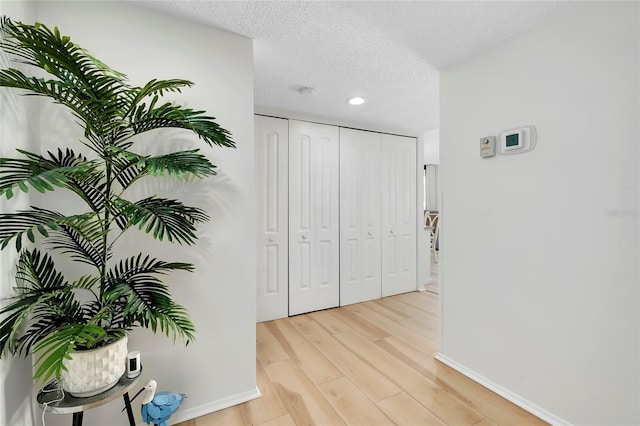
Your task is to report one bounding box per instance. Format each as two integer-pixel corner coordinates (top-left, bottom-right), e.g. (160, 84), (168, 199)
(132, 1), (571, 135)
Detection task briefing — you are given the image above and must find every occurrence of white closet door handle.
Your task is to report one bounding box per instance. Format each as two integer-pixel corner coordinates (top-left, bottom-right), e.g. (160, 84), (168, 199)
(268, 237), (274, 243)
(367, 231), (373, 236)
(301, 235), (307, 240)
(390, 229), (395, 234)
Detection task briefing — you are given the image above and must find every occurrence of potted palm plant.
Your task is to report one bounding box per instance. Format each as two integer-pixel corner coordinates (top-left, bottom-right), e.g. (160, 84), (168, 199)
(0, 17), (234, 396)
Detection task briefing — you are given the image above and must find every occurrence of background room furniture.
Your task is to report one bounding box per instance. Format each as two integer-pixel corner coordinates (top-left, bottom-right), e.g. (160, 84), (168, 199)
(425, 211), (439, 262)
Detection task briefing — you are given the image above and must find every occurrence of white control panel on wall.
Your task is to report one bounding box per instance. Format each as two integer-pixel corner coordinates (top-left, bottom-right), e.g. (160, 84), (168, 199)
(480, 136), (496, 158)
(499, 126), (537, 155)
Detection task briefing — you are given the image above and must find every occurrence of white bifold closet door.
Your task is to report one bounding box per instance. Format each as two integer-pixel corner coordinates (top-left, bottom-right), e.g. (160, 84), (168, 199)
(381, 133), (417, 297)
(255, 115), (289, 322)
(339, 128), (382, 306)
(289, 120), (340, 315)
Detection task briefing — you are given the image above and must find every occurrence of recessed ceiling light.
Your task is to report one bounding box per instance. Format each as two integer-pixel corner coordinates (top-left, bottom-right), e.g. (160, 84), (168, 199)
(347, 97), (366, 105)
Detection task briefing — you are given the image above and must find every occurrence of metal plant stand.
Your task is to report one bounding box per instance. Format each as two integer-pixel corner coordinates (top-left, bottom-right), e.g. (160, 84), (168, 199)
(37, 369), (142, 426)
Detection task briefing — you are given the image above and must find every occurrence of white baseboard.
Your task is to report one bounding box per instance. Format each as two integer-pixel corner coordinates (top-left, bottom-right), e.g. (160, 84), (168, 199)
(169, 386), (262, 425)
(434, 353), (571, 426)
(418, 278), (434, 292)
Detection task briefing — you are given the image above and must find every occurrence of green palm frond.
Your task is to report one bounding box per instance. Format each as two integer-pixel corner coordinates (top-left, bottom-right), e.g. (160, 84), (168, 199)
(0, 208), (103, 255)
(0, 297), (39, 355)
(0, 249), (73, 355)
(108, 147), (146, 191)
(111, 276), (195, 342)
(15, 248), (66, 291)
(107, 79), (196, 150)
(12, 250), (112, 379)
(0, 68), (126, 144)
(109, 148), (218, 193)
(80, 299), (131, 337)
(0, 148), (107, 211)
(26, 299), (119, 380)
(44, 217), (107, 268)
(72, 275), (101, 291)
(0, 18), (130, 141)
(141, 149), (218, 179)
(108, 253), (194, 281)
(112, 196), (209, 244)
(0, 148), (98, 199)
(124, 79), (193, 114)
(33, 322), (107, 380)
(17, 291), (81, 358)
(0, 18), (126, 84)
(105, 254), (195, 341)
(130, 100), (235, 149)
(42, 148), (108, 212)
(1, 18), (234, 150)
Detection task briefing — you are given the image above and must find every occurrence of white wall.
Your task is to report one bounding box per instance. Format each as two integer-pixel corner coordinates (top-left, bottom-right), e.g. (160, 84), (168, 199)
(1, 2), (257, 425)
(439, 2), (639, 425)
(416, 133), (431, 288)
(423, 128), (439, 165)
(0, 3), (38, 426)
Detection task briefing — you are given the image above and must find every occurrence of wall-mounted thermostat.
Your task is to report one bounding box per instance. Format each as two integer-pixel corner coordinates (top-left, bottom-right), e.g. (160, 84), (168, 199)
(499, 126), (537, 155)
(480, 136), (496, 158)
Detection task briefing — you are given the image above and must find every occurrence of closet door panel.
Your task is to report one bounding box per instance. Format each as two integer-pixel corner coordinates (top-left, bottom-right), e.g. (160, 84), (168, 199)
(289, 120), (339, 315)
(339, 128), (381, 306)
(381, 134), (417, 297)
(256, 115), (289, 322)
(289, 129), (312, 311)
(360, 135), (382, 301)
(339, 133), (361, 305)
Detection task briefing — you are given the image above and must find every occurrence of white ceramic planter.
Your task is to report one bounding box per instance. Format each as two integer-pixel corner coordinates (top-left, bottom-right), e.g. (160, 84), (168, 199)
(61, 336), (128, 397)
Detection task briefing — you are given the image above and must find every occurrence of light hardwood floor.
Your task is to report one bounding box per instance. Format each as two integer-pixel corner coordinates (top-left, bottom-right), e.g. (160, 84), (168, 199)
(177, 272), (545, 426)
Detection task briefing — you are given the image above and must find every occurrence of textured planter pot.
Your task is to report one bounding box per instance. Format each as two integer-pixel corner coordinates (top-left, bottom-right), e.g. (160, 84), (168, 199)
(61, 336), (128, 397)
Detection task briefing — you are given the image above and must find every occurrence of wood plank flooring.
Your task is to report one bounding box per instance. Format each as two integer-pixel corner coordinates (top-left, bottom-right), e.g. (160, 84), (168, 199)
(177, 284), (546, 426)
